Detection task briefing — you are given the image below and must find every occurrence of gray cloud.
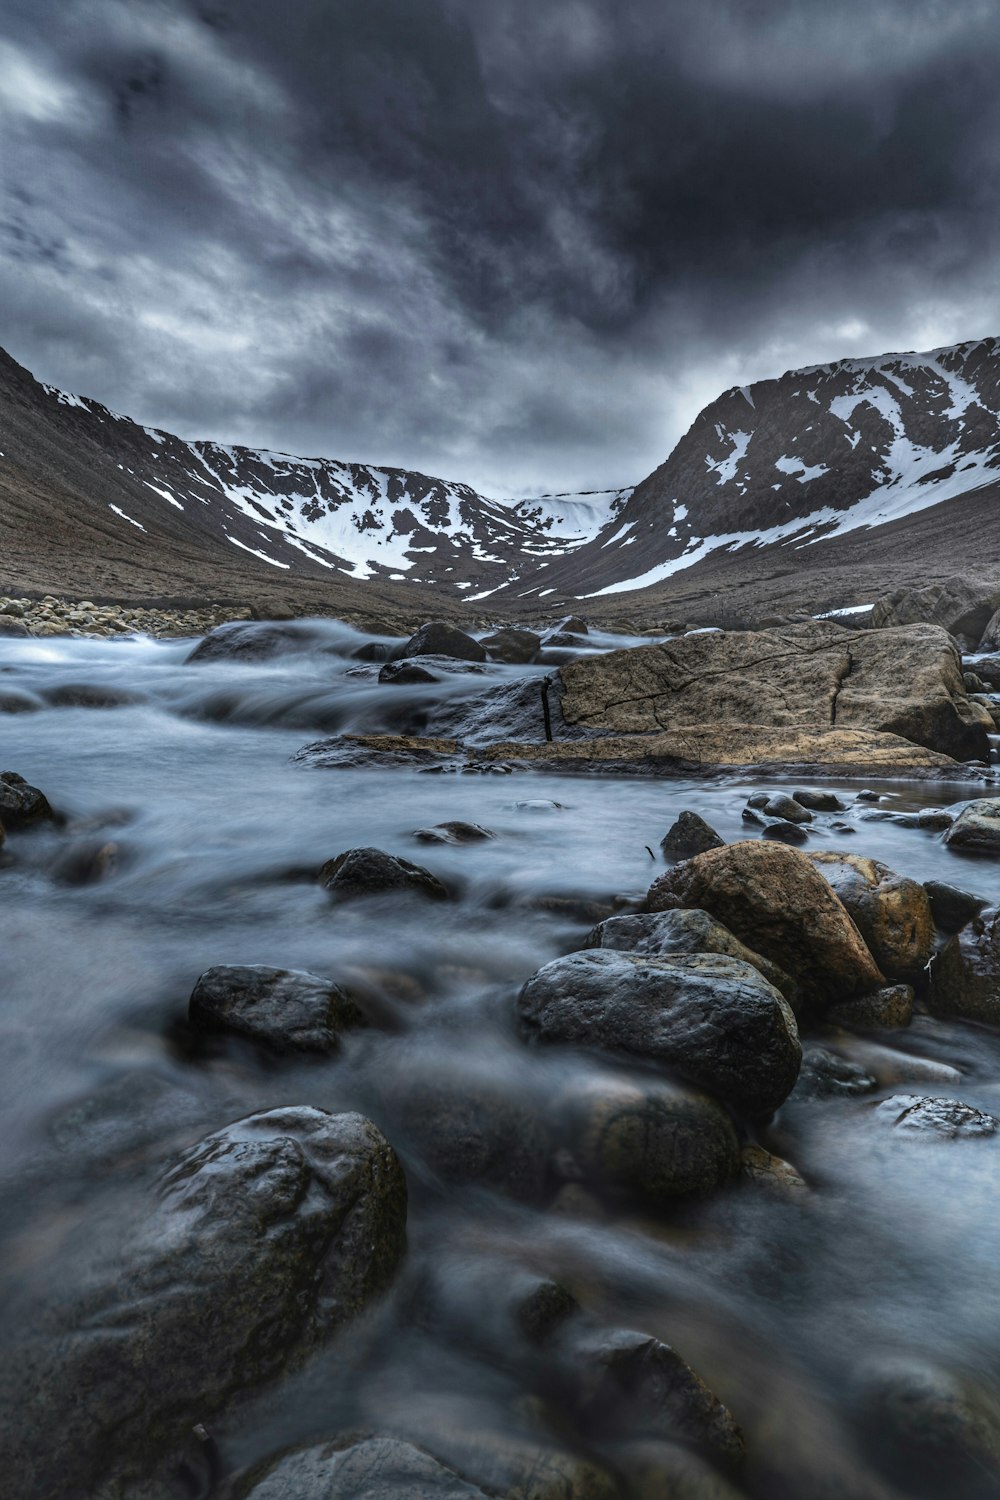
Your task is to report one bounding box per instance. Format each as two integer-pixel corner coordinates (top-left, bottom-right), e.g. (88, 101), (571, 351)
(2, 0), (1000, 494)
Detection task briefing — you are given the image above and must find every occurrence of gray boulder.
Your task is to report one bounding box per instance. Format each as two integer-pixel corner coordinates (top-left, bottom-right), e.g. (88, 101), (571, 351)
(924, 879), (987, 932)
(480, 626), (540, 663)
(188, 965), (364, 1053)
(237, 1437), (490, 1499)
(319, 847), (449, 902)
(871, 576), (1000, 645)
(584, 907), (798, 1004)
(400, 622), (486, 663)
(930, 907), (1000, 1024)
(762, 794), (812, 824)
(0, 1108), (407, 1499)
(0, 770), (55, 828)
(660, 810), (725, 859)
(943, 798), (1000, 853)
(517, 949), (801, 1118)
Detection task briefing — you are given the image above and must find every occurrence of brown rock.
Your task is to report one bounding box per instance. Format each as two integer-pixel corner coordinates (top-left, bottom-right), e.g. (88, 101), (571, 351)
(646, 841), (884, 1012)
(930, 906), (1000, 1024)
(806, 852), (934, 983)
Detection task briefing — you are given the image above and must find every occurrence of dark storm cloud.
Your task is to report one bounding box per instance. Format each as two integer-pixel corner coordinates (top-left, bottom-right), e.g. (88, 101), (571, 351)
(2, 0), (1000, 492)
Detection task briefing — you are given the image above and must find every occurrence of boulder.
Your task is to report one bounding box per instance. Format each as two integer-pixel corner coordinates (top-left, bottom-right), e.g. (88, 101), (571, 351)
(924, 879), (987, 932)
(762, 794), (812, 824)
(761, 821), (809, 844)
(517, 949), (801, 1118)
(554, 620), (988, 762)
(411, 820), (496, 844)
(978, 604), (1000, 651)
(876, 1094), (999, 1137)
(584, 907), (798, 1004)
(943, 798), (1000, 853)
(0, 617), (31, 636)
(186, 621), (315, 663)
(555, 1071), (740, 1206)
(236, 1437), (490, 1499)
(660, 810), (725, 860)
(739, 1144), (808, 1198)
(0, 770), (55, 828)
(319, 847), (449, 902)
(44, 682), (147, 708)
(0, 1109), (406, 1498)
(400, 622), (486, 663)
(794, 1046), (878, 1099)
(858, 1356), (1000, 1492)
(871, 576), (1000, 645)
(188, 965), (364, 1053)
(481, 626), (540, 663)
(806, 852), (934, 983)
(379, 658), (440, 684)
(930, 907), (1000, 1024)
(793, 788), (846, 811)
(826, 984), (914, 1029)
(646, 841), (884, 1012)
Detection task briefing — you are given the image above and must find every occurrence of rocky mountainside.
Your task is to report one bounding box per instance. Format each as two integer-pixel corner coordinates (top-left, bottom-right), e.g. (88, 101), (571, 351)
(0, 346), (628, 600)
(495, 337), (1000, 604)
(5, 337), (1000, 620)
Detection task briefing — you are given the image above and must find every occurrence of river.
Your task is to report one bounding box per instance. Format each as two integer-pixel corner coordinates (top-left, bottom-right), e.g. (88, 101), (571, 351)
(2, 621), (1000, 1499)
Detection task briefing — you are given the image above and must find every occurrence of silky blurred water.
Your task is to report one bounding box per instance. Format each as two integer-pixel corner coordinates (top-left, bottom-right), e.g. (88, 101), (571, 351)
(3, 623), (1000, 1499)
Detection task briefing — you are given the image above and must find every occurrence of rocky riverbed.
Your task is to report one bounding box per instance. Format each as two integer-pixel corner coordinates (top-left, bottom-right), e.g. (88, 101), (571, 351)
(4, 614), (1000, 1499)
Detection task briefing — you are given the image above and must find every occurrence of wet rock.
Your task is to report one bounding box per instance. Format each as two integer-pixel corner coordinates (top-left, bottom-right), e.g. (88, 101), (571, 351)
(646, 841), (884, 1013)
(186, 621), (313, 663)
(400, 621), (486, 663)
(0, 617), (31, 637)
(584, 908), (798, 1005)
(739, 1144), (808, 1198)
(517, 949), (801, 1118)
(555, 1071), (740, 1206)
(564, 1325), (744, 1464)
(554, 615), (590, 635)
(542, 630), (589, 649)
(514, 798), (566, 812)
(930, 907), (1000, 1023)
(943, 798), (1000, 853)
(351, 640), (395, 662)
(924, 879), (988, 932)
(793, 788), (846, 811)
(377, 1061), (550, 1200)
(400, 1417), (619, 1500)
(741, 807), (766, 826)
(762, 794), (813, 824)
(606, 1438), (749, 1499)
(806, 851), (934, 983)
(762, 820), (809, 844)
(794, 1046), (878, 1098)
(0, 688), (41, 713)
(856, 789), (881, 802)
(481, 626), (540, 663)
(746, 792), (770, 808)
(49, 837), (121, 885)
(236, 1437), (490, 1499)
(0, 1108), (407, 1499)
(379, 658), (440, 684)
(0, 770), (56, 828)
(188, 965), (364, 1053)
(875, 1094), (999, 1136)
(411, 820), (496, 844)
(661, 810), (725, 860)
(44, 682), (147, 709)
(859, 1355), (1000, 1494)
(826, 984), (914, 1029)
(319, 847), (449, 902)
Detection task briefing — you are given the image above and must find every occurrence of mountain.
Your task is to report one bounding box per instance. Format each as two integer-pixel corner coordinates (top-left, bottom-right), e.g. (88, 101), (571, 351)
(4, 336), (1000, 622)
(0, 346), (629, 604)
(492, 336), (1000, 604)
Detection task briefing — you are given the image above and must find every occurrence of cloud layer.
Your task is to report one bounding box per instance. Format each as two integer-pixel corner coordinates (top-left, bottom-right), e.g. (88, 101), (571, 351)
(3, 0), (1000, 493)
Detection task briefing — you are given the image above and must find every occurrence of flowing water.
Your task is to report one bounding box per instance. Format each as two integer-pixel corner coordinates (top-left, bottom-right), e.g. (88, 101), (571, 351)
(3, 622), (1000, 1499)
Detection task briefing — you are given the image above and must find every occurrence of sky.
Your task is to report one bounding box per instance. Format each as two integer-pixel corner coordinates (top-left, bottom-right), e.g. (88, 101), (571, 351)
(3, 0), (1000, 496)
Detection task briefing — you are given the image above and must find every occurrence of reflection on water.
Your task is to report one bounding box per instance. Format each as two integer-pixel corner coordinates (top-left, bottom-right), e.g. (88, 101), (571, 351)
(3, 623), (1000, 1498)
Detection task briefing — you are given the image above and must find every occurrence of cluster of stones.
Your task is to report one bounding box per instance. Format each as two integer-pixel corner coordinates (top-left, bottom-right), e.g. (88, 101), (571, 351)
(0, 594), (251, 638)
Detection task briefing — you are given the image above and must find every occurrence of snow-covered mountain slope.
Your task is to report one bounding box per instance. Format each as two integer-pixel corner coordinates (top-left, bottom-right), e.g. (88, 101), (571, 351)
(495, 337), (1000, 601)
(1, 348), (629, 595)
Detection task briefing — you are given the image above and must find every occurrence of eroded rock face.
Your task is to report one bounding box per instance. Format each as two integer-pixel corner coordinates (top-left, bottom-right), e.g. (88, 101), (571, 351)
(237, 1437), (491, 1499)
(806, 852), (934, 984)
(0, 1108), (407, 1498)
(319, 847), (450, 902)
(930, 907), (1000, 1024)
(646, 841), (884, 1012)
(188, 965), (364, 1053)
(517, 948), (801, 1118)
(555, 621), (987, 762)
(943, 798), (1000, 853)
(584, 907), (797, 1004)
